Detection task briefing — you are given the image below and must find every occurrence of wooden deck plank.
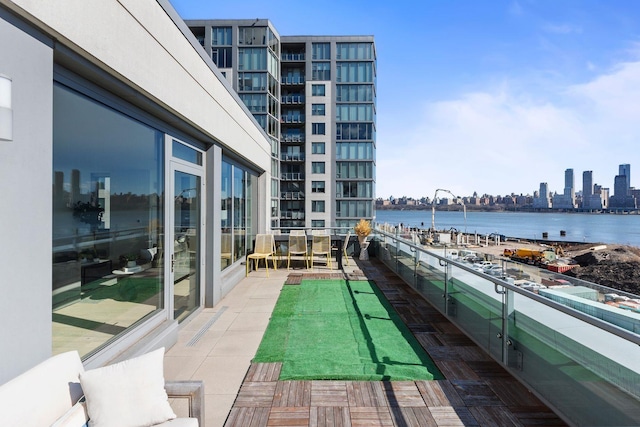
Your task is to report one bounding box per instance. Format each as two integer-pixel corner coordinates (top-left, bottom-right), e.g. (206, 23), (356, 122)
(347, 381), (388, 407)
(428, 407), (480, 426)
(389, 406), (438, 427)
(468, 406), (522, 426)
(349, 407), (394, 427)
(310, 381), (349, 407)
(273, 381), (312, 407)
(485, 379), (546, 408)
(449, 380), (504, 406)
(226, 407), (270, 427)
(235, 382), (277, 407)
(415, 380), (465, 407)
(267, 407), (310, 426)
(310, 407), (351, 427)
(382, 382), (425, 407)
(247, 363), (282, 382)
(435, 360), (482, 381)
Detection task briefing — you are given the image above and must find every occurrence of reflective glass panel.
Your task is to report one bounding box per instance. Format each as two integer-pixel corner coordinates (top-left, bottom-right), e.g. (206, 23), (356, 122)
(52, 83), (164, 358)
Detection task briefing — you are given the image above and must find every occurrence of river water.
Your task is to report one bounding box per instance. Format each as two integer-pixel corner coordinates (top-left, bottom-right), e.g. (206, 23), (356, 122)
(375, 210), (640, 246)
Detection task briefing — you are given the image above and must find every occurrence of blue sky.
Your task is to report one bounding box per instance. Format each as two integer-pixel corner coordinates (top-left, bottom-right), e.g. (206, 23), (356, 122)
(170, 0), (640, 199)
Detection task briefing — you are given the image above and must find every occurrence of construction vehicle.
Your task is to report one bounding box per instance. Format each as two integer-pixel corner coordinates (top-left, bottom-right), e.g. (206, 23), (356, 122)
(503, 248), (556, 266)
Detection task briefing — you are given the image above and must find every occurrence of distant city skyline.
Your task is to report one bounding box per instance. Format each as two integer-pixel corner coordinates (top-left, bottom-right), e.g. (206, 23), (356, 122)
(380, 163), (635, 201)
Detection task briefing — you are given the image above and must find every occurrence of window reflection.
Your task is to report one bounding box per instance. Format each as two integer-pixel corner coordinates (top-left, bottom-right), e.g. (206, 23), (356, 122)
(52, 83), (164, 358)
(220, 160), (256, 270)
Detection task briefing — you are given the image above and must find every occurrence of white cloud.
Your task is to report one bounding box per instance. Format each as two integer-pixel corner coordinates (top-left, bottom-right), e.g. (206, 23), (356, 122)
(377, 60), (640, 199)
(542, 22), (583, 34)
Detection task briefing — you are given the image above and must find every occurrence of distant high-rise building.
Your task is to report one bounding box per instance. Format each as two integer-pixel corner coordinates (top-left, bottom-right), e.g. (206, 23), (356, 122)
(583, 170), (605, 210)
(619, 164), (631, 195)
(533, 182), (551, 208)
(553, 169), (576, 209)
(184, 19), (376, 229)
(583, 171), (593, 198)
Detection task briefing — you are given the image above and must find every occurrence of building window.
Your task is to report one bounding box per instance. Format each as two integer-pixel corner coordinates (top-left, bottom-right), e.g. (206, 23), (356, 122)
(312, 123), (326, 135)
(312, 181), (326, 193)
(336, 104), (373, 121)
(336, 62), (373, 82)
(312, 104), (326, 116)
(53, 82), (165, 358)
(238, 48), (267, 71)
(311, 142), (325, 154)
(238, 72), (267, 91)
(336, 200), (372, 218)
(336, 161), (373, 179)
(239, 26), (267, 45)
(312, 220), (325, 228)
(312, 84), (326, 96)
(212, 27), (232, 45)
(312, 162), (325, 174)
(336, 123), (373, 140)
(337, 181), (373, 198)
(336, 42), (373, 60)
(212, 47), (232, 68)
(312, 42), (331, 60)
(336, 142), (373, 160)
(337, 84), (373, 102)
(239, 93), (267, 113)
(312, 200), (325, 212)
(312, 62), (331, 80)
(221, 160), (258, 271)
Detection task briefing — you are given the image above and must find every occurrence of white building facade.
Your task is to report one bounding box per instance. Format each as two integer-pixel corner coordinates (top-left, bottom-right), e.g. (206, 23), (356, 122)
(0, 0), (272, 383)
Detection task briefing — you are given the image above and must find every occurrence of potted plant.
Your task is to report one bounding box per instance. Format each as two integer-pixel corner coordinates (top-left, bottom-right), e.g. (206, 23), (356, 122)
(119, 253), (139, 269)
(354, 219), (371, 244)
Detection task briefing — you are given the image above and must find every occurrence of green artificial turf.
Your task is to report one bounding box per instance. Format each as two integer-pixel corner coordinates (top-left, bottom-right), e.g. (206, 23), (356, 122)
(254, 279), (444, 381)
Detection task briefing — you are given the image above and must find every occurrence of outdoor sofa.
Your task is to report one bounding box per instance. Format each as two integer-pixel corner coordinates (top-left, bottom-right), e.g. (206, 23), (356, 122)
(0, 347), (203, 426)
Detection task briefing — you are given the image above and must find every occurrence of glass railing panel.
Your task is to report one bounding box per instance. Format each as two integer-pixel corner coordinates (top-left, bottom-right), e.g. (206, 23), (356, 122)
(447, 263), (505, 360)
(508, 291), (640, 426)
(415, 255), (447, 314)
(371, 225), (640, 426)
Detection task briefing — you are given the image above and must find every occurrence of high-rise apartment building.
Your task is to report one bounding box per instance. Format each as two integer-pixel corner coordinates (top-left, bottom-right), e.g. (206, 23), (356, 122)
(186, 19), (282, 226)
(185, 19), (377, 230)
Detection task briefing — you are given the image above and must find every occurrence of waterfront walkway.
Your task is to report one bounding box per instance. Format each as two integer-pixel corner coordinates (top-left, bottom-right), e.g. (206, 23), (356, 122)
(164, 256), (566, 426)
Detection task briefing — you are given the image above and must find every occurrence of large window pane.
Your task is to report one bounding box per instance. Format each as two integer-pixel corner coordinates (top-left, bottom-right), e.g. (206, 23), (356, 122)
(220, 160), (257, 271)
(52, 83), (164, 358)
(212, 27), (232, 45)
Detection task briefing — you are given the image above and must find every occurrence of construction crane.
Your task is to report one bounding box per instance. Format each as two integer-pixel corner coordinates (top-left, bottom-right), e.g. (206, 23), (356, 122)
(430, 188), (466, 232)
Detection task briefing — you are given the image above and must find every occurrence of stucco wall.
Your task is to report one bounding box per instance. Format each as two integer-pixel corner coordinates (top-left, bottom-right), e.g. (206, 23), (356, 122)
(0, 10), (53, 384)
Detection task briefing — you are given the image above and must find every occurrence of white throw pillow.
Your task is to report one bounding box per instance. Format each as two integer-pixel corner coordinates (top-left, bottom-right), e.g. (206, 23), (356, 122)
(79, 347), (176, 427)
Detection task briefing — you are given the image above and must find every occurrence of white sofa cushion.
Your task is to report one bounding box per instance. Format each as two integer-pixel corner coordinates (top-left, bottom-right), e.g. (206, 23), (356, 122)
(51, 398), (88, 427)
(0, 351), (84, 426)
(79, 347), (176, 427)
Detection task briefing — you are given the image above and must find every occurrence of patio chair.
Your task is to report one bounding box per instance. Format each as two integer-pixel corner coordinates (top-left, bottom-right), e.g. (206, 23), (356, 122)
(338, 231), (351, 266)
(246, 234), (277, 277)
(311, 229), (328, 235)
(287, 232), (309, 270)
(311, 234), (332, 269)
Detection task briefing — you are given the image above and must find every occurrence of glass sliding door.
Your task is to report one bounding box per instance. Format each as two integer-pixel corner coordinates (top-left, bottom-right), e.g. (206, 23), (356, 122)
(170, 140), (204, 322)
